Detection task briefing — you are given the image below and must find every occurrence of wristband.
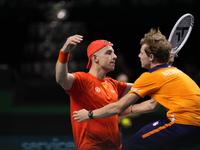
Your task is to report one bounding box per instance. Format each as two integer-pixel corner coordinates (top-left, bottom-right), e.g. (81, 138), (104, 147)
(88, 111), (94, 119)
(58, 49), (70, 63)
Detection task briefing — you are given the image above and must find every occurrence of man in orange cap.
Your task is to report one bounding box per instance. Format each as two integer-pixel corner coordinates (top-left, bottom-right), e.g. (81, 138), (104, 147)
(55, 34), (133, 150)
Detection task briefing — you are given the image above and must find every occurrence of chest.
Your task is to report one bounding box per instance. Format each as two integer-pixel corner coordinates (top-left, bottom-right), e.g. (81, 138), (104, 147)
(85, 81), (119, 106)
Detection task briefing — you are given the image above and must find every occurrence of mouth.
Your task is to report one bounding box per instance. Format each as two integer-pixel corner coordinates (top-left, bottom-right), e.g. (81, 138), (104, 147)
(111, 62), (115, 65)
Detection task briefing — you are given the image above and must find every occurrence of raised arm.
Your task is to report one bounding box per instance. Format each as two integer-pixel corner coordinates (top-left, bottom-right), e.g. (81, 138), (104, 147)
(55, 35), (83, 90)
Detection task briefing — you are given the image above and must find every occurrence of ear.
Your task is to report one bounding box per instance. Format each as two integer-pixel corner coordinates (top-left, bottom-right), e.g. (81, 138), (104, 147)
(91, 54), (98, 63)
(149, 54), (154, 62)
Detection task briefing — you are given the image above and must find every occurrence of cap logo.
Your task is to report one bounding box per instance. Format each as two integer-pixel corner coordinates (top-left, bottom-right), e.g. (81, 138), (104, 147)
(104, 40), (113, 45)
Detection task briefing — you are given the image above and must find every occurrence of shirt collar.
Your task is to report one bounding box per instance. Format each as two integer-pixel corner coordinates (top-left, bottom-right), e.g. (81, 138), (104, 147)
(148, 63), (174, 73)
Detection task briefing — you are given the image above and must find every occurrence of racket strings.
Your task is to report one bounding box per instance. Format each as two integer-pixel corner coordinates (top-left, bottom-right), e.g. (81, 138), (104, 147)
(170, 16), (193, 50)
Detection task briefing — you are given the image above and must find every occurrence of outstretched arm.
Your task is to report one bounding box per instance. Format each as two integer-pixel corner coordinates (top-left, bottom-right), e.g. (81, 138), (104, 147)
(119, 98), (160, 116)
(72, 96), (160, 122)
(131, 98), (160, 114)
(72, 92), (141, 122)
(55, 35), (83, 90)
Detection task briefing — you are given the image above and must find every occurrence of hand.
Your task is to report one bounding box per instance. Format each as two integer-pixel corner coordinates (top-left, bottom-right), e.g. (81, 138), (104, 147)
(61, 34), (83, 53)
(72, 109), (90, 123)
(168, 47), (178, 65)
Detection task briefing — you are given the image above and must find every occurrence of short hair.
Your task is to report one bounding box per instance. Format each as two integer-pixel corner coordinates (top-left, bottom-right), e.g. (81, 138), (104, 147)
(140, 28), (171, 63)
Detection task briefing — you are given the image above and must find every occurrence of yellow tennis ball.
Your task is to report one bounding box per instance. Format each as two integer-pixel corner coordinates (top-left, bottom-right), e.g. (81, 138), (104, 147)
(121, 118), (132, 128)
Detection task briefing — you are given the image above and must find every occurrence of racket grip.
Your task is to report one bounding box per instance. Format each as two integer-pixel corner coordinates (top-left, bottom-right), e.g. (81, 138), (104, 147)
(169, 56), (175, 61)
(168, 53), (176, 64)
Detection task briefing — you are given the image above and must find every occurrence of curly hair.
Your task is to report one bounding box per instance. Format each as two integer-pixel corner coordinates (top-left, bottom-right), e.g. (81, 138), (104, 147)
(140, 28), (171, 63)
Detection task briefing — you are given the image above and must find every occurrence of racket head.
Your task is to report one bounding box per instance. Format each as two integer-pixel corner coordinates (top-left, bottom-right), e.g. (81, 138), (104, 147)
(168, 13), (194, 55)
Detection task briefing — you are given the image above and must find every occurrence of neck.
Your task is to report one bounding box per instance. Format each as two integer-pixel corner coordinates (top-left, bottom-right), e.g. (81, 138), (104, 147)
(150, 64), (156, 69)
(149, 61), (164, 69)
(89, 67), (108, 80)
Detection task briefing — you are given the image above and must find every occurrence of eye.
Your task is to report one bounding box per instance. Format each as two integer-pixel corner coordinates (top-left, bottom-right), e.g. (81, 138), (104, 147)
(107, 50), (112, 55)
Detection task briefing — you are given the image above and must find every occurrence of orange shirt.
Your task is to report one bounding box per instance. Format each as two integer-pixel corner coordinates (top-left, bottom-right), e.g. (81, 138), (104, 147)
(129, 64), (200, 127)
(65, 72), (127, 150)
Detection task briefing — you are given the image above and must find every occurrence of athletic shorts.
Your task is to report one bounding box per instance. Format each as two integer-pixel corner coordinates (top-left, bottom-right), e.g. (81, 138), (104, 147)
(122, 117), (200, 150)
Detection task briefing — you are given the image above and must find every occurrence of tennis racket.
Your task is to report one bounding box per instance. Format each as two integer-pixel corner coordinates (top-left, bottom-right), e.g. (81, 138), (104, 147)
(168, 13), (194, 60)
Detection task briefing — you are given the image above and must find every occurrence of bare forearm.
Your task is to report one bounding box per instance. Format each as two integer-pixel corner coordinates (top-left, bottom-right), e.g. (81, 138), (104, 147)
(92, 102), (121, 119)
(72, 102), (121, 123)
(131, 103), (153, 114)
(131, 99), (160, 114)
(119, 105), (132, 116)
(73, 93), (140, 123)
(92, 93), (140, 119)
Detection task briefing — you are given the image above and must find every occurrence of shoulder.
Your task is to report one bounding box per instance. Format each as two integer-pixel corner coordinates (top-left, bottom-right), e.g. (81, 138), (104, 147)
(72, 72), (88, 79)
(135, 72), (158, 85)
(138, 72), (151, 79)
(105, 76), (127, 87)
(72, 72), (99, 85)
(70, 72), (90, 85)
(105, 76), (117, 84)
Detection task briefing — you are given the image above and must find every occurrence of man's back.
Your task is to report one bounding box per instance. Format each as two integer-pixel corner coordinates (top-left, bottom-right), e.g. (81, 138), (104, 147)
(132, 65), (200, 126)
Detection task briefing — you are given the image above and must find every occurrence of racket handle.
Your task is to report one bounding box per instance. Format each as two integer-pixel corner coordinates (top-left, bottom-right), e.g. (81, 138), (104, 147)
(168, 52), (177, 64)
(169, 56), (175, 61)
(169, 47), (178, 60)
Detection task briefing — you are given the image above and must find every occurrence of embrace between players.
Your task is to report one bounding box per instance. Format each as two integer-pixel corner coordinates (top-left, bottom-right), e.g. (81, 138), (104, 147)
(55, 28), (200, 150)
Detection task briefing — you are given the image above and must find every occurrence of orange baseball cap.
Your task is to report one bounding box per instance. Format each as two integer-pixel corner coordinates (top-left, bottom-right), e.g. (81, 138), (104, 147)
(86, 40), (113, 69)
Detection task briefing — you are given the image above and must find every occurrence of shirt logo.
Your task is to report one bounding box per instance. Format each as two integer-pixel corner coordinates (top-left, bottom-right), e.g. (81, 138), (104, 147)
(153, 121), (159, 126)
(95, 87), (101, 93)
(162, 69), (182, 77)
(131, 87), (141, 92)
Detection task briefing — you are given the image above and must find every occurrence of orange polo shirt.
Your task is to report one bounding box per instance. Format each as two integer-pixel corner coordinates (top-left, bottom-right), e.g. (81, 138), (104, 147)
(65, 72), (127, 150)
(129, 64), (200, 127)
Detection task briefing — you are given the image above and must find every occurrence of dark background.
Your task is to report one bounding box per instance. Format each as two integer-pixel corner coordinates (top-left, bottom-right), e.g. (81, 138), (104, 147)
(0, 0), (200, 147)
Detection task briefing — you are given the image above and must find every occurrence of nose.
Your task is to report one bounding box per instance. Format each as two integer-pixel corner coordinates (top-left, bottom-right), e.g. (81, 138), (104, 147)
(113, 53), (117, 59)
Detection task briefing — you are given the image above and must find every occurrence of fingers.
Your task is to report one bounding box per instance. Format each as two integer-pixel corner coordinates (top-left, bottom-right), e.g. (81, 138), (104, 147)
(72, 111), (78, 115)
(72, 111), (82, 122)
(71, 34), (83, 44)
(74, 34), (83, 39)
(171, 47), (178, 52)
(73, 116), (83, 123)
(62, 35), (83, 51)
(72, 109), (88, 123)
(72, 111), (78, 119)
(72, 114), (79, 122)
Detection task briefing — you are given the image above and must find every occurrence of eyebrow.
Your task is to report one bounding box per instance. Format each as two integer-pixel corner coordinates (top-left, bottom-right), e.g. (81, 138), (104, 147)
(106, 49), (114, 52)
